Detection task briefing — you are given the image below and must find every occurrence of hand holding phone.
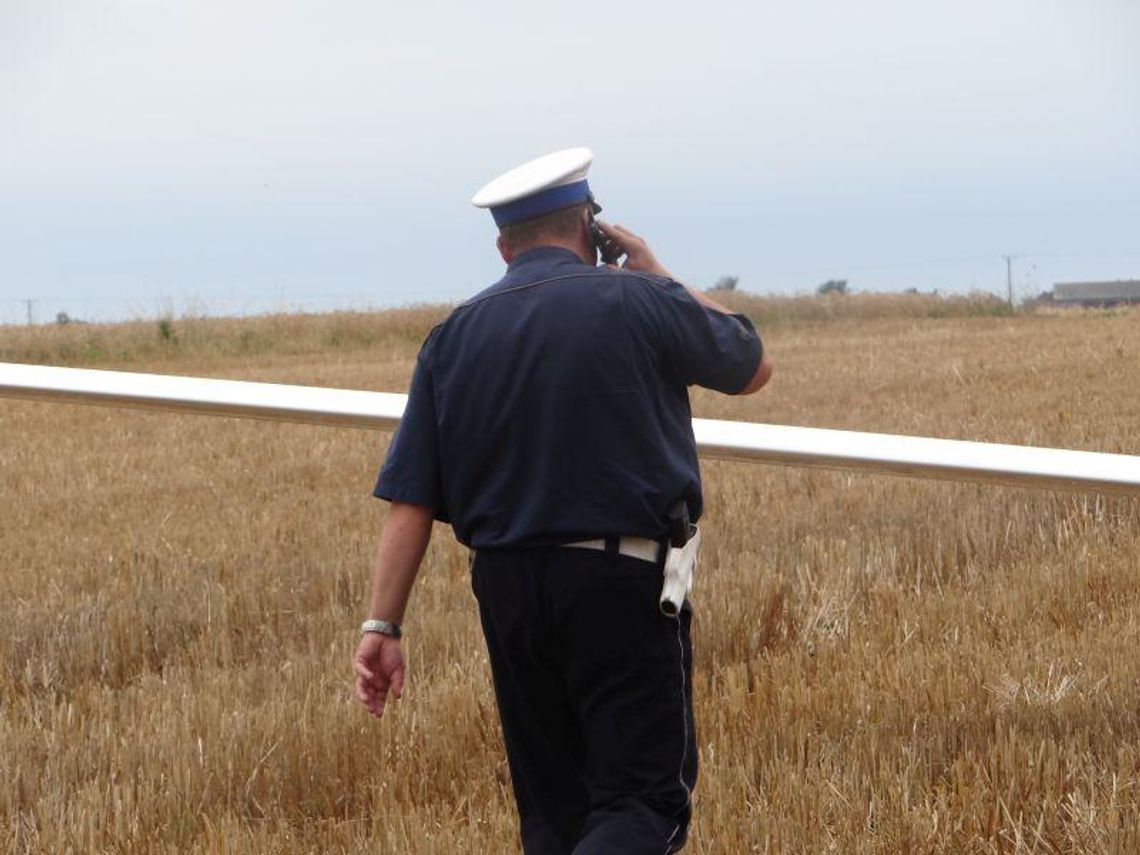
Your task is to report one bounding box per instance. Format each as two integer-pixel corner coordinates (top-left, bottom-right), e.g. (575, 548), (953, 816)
(593, 220), (673, 278)
(589, 213), (623, 265)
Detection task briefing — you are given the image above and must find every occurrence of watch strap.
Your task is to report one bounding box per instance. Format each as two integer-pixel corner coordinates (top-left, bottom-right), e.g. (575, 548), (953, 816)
(361, 619), (402, 639)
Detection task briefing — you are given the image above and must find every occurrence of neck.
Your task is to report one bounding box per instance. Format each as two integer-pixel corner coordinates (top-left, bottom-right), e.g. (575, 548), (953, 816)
(512, 237), (593, 266)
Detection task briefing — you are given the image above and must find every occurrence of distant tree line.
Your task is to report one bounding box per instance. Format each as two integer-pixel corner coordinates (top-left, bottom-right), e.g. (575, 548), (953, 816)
(709, 276), (739, 292)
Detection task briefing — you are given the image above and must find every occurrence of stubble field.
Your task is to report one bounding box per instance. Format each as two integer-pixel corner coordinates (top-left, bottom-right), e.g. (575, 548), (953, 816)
(2, 293), (1139, 853)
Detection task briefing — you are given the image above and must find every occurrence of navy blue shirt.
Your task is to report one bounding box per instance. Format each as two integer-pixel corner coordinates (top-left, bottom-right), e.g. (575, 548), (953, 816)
(373, 246), (762, 548)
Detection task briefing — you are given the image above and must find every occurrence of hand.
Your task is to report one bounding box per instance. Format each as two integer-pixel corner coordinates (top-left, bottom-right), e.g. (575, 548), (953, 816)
(353, 632), (405, 718)
(596, 221), (673, 279)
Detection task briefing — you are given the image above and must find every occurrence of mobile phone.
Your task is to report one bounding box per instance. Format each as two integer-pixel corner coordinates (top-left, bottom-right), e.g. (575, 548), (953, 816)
(588, 212), (623, 265)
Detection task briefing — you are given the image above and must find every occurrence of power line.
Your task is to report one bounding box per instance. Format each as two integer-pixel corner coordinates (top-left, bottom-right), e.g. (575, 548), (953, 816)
(754, 249), (1138, 287)
(759, 253), (1000, 279)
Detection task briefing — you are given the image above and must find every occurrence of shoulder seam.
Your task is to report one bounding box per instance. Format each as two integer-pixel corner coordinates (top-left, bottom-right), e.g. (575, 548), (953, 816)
(620, 271), (674, 288)
(458, 272), (607, 309)
(613, 271), (683, 298)
(455, 268), (674, 313)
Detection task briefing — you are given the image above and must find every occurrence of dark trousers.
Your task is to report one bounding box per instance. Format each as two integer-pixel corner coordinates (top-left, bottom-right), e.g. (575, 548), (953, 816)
(471, 546), (697, 854)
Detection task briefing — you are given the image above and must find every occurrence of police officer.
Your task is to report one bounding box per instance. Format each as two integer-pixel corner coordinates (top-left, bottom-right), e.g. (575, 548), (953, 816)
(354, 148), (772, 854)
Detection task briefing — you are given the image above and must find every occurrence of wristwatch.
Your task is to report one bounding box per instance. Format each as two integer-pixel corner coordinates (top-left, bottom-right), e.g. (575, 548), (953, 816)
(360, 619), (402, 639)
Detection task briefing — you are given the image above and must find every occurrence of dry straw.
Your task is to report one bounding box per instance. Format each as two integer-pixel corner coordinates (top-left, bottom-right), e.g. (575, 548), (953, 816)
(2, 295), (1139, 852)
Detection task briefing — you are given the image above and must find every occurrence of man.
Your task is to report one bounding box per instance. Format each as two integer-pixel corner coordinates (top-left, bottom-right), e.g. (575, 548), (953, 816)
(354, 148), (772, 853)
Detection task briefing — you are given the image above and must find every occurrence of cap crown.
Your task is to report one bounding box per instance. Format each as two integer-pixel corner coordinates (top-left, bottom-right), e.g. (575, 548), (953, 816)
(472, 148), (594, 227)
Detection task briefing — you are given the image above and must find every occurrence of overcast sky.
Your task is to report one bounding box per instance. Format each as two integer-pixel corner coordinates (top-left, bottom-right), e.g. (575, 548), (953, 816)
(2, 0), (1138, 323)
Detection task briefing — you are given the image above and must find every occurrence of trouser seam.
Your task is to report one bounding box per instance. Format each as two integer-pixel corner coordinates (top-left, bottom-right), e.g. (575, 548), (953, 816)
(663, 611), (691, 853)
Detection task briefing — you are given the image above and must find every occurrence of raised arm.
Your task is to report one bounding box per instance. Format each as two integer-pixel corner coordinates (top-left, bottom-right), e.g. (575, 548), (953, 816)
(737, 350), (773, 394)
(599, 220), (773, 396)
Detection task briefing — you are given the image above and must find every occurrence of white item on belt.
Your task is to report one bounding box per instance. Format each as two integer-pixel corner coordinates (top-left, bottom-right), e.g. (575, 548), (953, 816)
(659, 526), (700, 617)
(558, 531), (700, 617)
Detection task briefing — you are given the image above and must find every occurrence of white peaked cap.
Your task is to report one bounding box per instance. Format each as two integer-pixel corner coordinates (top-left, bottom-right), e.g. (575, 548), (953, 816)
(472, 148), (598, 227)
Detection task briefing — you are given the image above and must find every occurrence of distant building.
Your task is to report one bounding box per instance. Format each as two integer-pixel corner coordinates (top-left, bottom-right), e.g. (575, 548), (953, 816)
(1053, 280), (1140, 307)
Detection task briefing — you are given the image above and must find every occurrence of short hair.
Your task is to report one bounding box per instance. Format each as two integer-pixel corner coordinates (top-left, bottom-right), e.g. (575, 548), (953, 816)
(498, 203), (586, 254)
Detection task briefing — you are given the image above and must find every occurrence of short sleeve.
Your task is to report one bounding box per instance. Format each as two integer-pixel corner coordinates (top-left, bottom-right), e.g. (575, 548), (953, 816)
(373, 353), (449, 521)
(625, 276), (762, 393)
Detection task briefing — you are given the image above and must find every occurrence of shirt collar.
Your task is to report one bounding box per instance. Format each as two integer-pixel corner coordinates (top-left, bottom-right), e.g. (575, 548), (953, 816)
(506, 245), (589, 271)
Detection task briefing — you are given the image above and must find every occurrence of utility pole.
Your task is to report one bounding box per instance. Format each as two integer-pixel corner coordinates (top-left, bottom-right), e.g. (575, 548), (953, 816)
(21, 299), (37, 326)
(1002, 255), (1015, 308)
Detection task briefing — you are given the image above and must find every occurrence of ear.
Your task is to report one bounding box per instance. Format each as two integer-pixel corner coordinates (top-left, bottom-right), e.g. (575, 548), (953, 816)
(579, 207), (597, 262)
(496, 234), (513, 263)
